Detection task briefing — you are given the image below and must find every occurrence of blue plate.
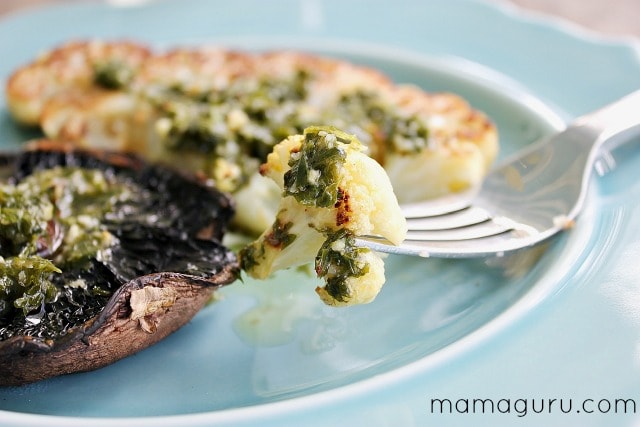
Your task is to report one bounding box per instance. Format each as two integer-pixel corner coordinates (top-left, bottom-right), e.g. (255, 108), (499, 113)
(1, 1), (639, 426)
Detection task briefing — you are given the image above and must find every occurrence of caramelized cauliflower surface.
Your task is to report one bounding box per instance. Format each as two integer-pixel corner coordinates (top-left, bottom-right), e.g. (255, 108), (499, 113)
(239, 126), (407, 306)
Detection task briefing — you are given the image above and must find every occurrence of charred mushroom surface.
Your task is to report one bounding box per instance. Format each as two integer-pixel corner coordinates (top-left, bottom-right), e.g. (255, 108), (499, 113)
(0, 141), (239, 386)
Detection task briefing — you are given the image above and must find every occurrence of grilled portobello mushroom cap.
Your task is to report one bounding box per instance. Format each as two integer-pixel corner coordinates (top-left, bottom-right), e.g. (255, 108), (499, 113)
(0, 141), (239, 386)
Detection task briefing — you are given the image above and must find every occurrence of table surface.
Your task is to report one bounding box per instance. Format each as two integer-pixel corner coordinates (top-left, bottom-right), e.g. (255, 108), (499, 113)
(0, 0), (639, 39)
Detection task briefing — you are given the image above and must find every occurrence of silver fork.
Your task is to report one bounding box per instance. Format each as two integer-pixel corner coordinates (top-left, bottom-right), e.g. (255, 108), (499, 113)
(359, 90), (640, 258)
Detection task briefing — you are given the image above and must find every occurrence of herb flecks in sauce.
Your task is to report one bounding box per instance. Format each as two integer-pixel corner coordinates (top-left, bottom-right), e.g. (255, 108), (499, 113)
(148, 71), (311, 193)
(91, 60), (432, 194)
(93, 60), (135, 90)
(265, 219), (296, 249)
(334, 91), (430, 156)
(284, 126), (349, 208)
(0, 256), (60, 319)
(315, 229), (370, 303)
(0, 185), (54, 257)
(0, 166), (134, 339)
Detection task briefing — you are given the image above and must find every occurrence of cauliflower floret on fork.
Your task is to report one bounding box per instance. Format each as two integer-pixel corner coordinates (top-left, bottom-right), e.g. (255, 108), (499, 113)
(239, 126), (407, 306)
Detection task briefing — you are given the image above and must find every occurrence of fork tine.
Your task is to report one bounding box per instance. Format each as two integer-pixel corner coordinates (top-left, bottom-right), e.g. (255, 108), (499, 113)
(358, 211), (540, 257)
(406, 217), (512, 241)
(407, 206), (491, 230)
(400, 188), (476, 218)
(357, 228), (539, 258)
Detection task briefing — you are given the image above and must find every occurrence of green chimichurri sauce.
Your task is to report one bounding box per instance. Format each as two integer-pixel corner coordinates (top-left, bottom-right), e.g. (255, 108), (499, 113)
(315, 229), (370, 303)
(0, 167), (134, 338)
(93, 60), (135, 90)
(283, 126), (350, 208)
(92, 64), (430, 193)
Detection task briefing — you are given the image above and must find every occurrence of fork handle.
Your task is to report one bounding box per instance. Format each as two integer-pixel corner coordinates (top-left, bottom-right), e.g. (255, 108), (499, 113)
(577, 89), (640, 150)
